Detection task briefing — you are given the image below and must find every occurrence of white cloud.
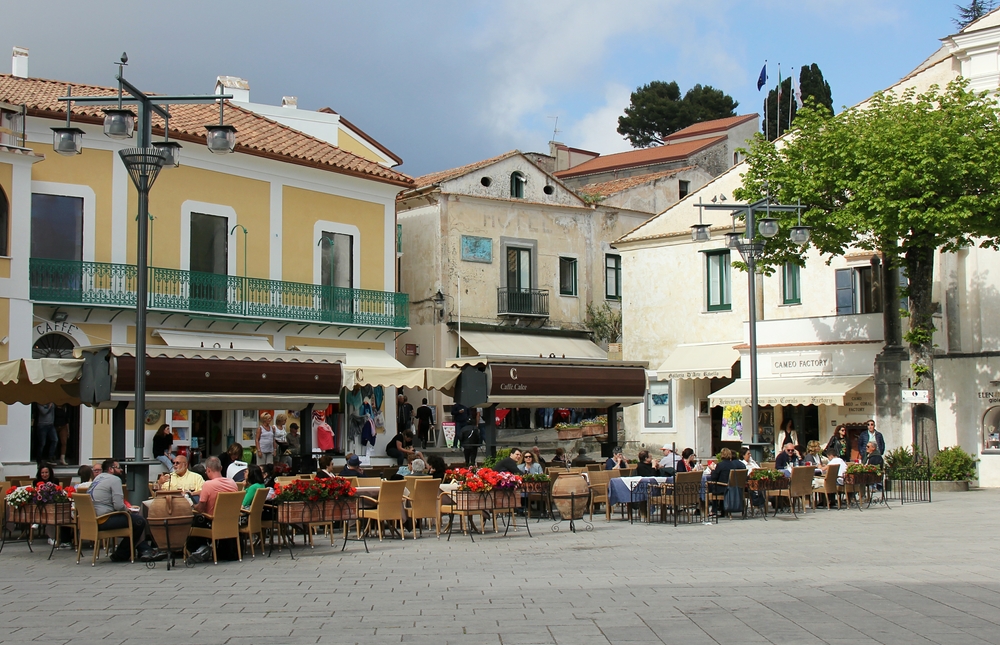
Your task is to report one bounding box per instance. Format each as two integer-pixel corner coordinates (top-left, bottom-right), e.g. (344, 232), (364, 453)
(563, 83), (633, 154)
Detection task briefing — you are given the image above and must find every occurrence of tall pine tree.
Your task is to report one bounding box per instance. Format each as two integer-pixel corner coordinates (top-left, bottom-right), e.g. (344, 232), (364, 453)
(764, 64), (833, 141)
(954, 0), (996, 29)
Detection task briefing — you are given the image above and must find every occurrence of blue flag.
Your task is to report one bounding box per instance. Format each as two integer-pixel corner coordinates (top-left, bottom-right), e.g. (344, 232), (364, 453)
(756, 64), (767, 91)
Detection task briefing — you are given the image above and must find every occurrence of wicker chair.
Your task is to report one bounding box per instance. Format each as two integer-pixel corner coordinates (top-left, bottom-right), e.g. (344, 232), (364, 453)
(587, 470), (611, 521)
(73, 493), (134, 566)
(767, 467), (815, 515)
(704, 468), (747, 519)
(239, 487), (270, 558)
(188, 492), (243, 564)
(403, 479), (440, 537)
(359, 480), (406, 541)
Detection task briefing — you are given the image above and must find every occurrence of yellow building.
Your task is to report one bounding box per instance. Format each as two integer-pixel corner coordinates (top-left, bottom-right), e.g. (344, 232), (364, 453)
(0, 63), (412, 475)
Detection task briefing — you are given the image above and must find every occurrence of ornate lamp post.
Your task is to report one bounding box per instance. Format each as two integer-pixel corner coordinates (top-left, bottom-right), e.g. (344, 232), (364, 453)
(56, 54), (235, 499)
(698, 191), (808, 453)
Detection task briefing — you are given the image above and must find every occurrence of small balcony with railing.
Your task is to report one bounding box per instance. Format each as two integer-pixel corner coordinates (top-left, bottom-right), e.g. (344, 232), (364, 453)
(496, 287), (549, 318)
(29, 258), (409, 329)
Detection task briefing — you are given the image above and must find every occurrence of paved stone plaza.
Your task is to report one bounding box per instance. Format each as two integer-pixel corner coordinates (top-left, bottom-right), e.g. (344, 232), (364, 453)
(0, 490), (994, 645)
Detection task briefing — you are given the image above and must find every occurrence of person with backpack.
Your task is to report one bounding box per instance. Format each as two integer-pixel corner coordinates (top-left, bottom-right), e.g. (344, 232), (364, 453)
(460, 409), (482, 467)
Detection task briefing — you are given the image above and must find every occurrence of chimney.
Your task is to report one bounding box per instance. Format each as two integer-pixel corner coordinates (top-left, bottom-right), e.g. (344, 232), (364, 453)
(281, 96), (298, 109)
(12, 46), (28, 78)
(215, 76), (250, 102)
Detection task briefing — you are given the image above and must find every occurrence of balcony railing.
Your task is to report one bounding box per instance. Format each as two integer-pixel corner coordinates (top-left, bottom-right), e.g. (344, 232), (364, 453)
(497, 287), (549, 317)
(29, 258), (409, 329)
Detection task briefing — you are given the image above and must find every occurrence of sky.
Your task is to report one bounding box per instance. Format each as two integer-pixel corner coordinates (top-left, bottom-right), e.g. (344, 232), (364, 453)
(1, 1), (960, 178)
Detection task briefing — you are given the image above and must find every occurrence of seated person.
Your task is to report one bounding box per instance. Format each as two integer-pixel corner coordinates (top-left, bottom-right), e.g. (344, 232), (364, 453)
(803, 440), (826, 470)
(518, 452), (543, 475)
(659, 445), (680, 471)
(674, 448), (697, 472)
(821, 448), (848, 486)
(862, 441), (884, 467)
(495, 448), (523, 474)
(740, 448), (760, 473)
(339, 455), (364, 478)
(550, 448), (567, 466)
(90, 459), (149, 562)
(605, 447), (627, 470)
(187, 457), (238, 563)
(708, 448), (747, 515)
(156, 455), (205, 496)
(221, 444), (244, 479)
(774, 442), (803, 474)
(571, 448), (593, 468)
(315, 455), (335, 479)
(75, 464), (95, 492)
(426, 455), (448, 479)
(634, 450), (658, 477)
(410, 458), (428, 475)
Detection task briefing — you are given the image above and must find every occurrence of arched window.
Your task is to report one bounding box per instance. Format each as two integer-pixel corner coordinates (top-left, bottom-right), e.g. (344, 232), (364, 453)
(0, 187), (8, 256)
(510, 172), (526, 199)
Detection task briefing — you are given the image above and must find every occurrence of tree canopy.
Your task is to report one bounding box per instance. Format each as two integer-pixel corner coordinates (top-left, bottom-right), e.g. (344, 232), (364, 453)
(736, 79), (1000, 454)
(954, 0), (996, 29)
(617, 81), (738, 147)
(763, 64), (833, 141)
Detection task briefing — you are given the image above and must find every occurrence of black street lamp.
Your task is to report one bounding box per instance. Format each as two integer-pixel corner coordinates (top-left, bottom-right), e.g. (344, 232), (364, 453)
(57, 54), (235, 499)
(697, 190), (808, 454)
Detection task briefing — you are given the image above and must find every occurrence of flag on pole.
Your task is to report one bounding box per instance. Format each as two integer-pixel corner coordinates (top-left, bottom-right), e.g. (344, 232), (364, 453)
(756, 63), (767, 91)
(793, 72), (803, 109)
(777, 65), (783, 104)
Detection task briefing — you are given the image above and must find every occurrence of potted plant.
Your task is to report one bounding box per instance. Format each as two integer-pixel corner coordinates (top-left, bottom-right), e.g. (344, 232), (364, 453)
(446, 467), (522, 510)
(746, 469), (787, 491)
(272, 477), (357, 523)
(930, 445), (976, 492)
(520, 472), (551, 494)
(556, 422), (584, 440)
(5, 483), (75, 526)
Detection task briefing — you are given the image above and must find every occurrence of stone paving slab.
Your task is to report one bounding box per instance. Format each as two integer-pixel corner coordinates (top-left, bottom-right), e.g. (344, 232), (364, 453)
(0, 491), (997, 644)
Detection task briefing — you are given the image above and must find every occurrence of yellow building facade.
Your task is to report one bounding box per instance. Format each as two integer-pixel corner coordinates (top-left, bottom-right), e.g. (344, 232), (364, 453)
(0, 71), (411, 475)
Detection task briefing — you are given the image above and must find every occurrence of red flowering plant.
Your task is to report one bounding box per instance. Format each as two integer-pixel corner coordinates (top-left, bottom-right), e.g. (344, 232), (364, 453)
(272, 477), (356, 503)
(445, 467), (521, 492)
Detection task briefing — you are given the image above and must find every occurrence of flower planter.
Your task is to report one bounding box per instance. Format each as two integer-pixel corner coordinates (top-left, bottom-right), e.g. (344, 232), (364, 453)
(521, 481), (550, 494)
(452, 490), (494, 511)
(492, 490), (521, 509)
(581, 424), (604, 437)
(5, 505), (37, 525)
(277, 501), (322, 524)
(747, 477), (788, 491)
(36, 502), (73, 525)
(557, 427), (584, 440)
(843, 473), (880, 487)
(929, 480), (970, 492)
(323, 498), (358, 520)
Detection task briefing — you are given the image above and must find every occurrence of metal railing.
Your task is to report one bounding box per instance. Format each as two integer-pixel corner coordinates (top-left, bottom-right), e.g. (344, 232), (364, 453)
(497, 287), (549, 317)
(29, 258), (409, 329)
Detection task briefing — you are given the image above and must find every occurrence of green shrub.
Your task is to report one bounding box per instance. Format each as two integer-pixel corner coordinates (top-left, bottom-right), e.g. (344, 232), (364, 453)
(885, 444), (930, 480)
(931, 446), (976, 481)
(483, 448), (511, 469)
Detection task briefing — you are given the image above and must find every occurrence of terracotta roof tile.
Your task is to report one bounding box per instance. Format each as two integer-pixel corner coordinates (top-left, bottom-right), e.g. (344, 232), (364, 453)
(0, 74), (412, 187)
(410, 150), (521, 189)
(577, 166), (695, 196)
(661, 114), (759, 142)
(554, 137), (725, 179)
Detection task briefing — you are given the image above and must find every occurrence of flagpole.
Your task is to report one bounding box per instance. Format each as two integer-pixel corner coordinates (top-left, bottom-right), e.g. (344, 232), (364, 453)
(763, 60), (768, 141)
(777, 63), (782, 137)
(788, 66), (794, 131)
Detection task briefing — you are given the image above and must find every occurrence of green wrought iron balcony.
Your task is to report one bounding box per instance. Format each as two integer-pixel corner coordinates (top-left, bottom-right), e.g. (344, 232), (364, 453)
(29, 258), (409, 330)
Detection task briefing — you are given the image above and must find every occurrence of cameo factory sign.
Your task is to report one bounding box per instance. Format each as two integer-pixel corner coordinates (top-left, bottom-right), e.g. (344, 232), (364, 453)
(772, 352), (834, 375)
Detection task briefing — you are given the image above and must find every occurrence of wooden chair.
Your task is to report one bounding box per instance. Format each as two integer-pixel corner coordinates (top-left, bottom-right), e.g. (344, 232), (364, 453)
(356, 477), (382, 488)
(671, 471), (703, 521)
(761, 462), (776, 471)
(72, 493), (134, 566)
(239, 487), (269, 558)
(298, 474), (314, 480)
(587, 470), (611, 521)
(586, 463), (604, 472)
(705, 468), (747, 519)
(403, 474), (432, 492)
(359, 480), (406, 541)
(342, 476), (359, 488)
(767, 467), (814, 515)
(403, 479), (440, 537)
(275, 476), (297, 486)
(188, 492), (243, 564)
(819, 466), (842, 509)
(437, 490), (484, 538)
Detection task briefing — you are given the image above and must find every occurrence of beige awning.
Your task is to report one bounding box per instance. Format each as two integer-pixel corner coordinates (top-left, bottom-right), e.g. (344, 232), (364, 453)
(425, 368), (460, 396)
(0, 358), (83, 405)
(154, 329), (274, 351)
(459, 330), (607, 360)
(709, 375), (873, 407)
(656, 342), (740, 380)
(344, 366), (425, 390)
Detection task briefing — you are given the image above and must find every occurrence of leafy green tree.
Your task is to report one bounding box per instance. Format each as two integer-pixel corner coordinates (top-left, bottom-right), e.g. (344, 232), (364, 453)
(954, 0), (996, 29)
(586, 302), (622, 345)
(764, 64), (833, 141)
(736, 79), (1000, 457)
(617, 81), (738, 147)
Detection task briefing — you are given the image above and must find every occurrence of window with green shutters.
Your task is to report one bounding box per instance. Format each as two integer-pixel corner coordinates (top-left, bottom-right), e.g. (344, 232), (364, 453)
(782, 262), (801, 305)
(705, 250), (731, 311)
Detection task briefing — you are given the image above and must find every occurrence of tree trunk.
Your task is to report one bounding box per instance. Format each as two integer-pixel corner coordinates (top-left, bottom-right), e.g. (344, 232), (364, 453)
(905, 244), (939, 459)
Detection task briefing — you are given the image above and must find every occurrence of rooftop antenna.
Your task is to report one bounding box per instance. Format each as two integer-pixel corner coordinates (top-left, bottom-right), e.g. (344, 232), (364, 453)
(547, 115), (560, 142)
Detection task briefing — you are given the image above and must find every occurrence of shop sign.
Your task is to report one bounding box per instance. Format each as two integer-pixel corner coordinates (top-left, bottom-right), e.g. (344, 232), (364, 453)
(771, 352), (833, 375)
(903, 389), (930, 404)
(838, 392), (874, 416)
(977, 390), (1000, 405)
(34, 321), (81, 337)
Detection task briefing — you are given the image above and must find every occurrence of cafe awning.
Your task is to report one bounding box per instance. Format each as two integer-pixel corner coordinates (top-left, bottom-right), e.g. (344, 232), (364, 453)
(291, 345), (423, 389)
(458, 330), (607, 360)
(154, 329), (274, 351)
(656, 342), (740, 380)
(449, 357), (648, 408)
(708, 375), (873, 407)
(0, 358), (83, 405)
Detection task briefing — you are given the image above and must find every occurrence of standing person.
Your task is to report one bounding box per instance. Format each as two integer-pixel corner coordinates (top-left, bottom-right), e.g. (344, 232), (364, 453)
(255, 412), (276, 465)
(460, 409), (482, 468)
(451, 402), (469, 449)
(776, 418), (799, 455)
(152, 424), (174, 473)
(34, 402), (57, 463)
(415, 398), (433, 450)
(397, 394), (414, 434)
(826, 425), (850, 461)
(286, 422), (300, 470)
(89, 459), (148, 562)
(858, 419), (885, 456)
(273, 413), (289, 461)
(54, 404), (71, 465)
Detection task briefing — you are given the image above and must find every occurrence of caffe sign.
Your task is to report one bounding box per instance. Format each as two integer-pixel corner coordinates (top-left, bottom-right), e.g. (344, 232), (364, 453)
(772, 352), (833, 375)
